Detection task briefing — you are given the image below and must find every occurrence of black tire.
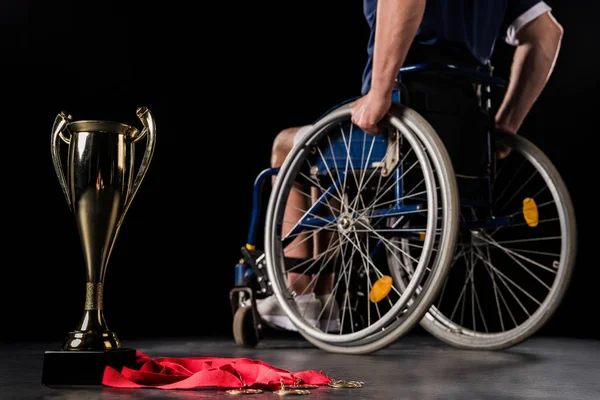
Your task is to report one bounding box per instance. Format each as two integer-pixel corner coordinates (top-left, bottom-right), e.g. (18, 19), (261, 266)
(419, 132), (577, 350)
(233, 306), (260, 348)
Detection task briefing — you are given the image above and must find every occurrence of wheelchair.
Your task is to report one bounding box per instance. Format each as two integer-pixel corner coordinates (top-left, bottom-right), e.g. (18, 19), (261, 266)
(229, 63), (577, 354)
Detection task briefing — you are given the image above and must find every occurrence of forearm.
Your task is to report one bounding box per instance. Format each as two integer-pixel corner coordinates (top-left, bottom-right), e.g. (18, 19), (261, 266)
(495, 21), (563, 133)
(371, 0), (426, 98)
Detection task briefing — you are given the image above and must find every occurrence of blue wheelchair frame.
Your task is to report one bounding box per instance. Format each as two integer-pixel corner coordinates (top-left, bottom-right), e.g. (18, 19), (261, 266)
(236, 63), (510, 288)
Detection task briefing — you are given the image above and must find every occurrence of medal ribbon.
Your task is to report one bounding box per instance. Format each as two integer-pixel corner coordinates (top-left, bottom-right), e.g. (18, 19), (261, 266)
(102, 350), (331, 390)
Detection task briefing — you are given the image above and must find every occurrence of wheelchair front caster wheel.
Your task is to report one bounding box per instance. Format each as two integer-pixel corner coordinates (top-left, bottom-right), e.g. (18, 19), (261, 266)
(233, 306), (260, 348)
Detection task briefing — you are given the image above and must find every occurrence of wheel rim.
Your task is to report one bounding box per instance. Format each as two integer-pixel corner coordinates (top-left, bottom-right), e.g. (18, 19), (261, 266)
(291, 105), (460, 353)
(394, 132), (576, 346)
(265, 105), (439, 344)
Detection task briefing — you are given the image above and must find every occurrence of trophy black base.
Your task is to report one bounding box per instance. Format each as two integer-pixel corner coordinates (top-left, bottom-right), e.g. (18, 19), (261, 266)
(41, 348), (137, 386)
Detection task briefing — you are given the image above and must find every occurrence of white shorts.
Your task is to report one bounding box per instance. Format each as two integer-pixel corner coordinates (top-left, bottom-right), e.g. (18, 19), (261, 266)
(293, 125), (314, 148)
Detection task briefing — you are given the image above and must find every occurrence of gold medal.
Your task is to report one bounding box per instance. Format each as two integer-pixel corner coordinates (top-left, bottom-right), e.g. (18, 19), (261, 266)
(226, 388), (263, 395)
(287, 383), (318, 389)
(273, 388), (311, 395)
(328, 379), (364, 388)
(274, 380), (311, 395)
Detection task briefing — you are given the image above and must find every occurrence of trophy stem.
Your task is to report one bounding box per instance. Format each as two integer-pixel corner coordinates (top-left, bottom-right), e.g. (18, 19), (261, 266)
(62, 282), (121, 351)
(85, 282), (104, 311)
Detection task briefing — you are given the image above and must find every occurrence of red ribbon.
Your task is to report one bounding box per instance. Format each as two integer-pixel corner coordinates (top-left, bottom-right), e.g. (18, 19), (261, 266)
(102, 350), (331, 390)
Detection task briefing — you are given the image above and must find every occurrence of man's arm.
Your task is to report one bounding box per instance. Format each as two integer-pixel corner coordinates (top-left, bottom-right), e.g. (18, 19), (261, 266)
(371, 0), (426, 99)
(495, 11), (563, 134)
(352, 0), (426, 135)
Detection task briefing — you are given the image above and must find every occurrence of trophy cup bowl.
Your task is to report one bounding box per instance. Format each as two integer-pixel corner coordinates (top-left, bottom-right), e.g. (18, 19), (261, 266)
(41, 107), (156, 385)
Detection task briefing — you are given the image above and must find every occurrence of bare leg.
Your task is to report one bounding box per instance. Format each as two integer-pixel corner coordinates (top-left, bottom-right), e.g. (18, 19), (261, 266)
(312, 186), (336, 295)
(266, 126), (341, 331)
(311, 189), (341, 333)
(271, 127), (312, 294)
(272, 127), (337, 296)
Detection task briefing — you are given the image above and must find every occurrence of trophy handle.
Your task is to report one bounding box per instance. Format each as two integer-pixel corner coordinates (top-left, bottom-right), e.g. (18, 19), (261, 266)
(51, 111), (73, 210)
(123, 106), (157, 215)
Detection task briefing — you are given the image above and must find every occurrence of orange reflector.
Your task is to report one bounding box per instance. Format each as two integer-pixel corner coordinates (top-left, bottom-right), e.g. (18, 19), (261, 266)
(419, 232), (426, 241)
(369, 276), (393, 303)
(523, 198), (539, 227)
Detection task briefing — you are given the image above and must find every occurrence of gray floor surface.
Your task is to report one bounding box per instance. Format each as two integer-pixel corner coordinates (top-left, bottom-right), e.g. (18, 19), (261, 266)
(1, 335), (598, 399)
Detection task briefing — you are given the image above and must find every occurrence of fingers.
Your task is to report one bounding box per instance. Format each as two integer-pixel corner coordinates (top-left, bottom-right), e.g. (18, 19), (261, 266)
(351, 115), (379, 135)
(494, 143), (512, 159)
(496, 146), (512, 160)
(352, 113), (377, 134)
(350, 102), (380, 135)
(494, 130), (516, 160)
(362, 123), (380, 136)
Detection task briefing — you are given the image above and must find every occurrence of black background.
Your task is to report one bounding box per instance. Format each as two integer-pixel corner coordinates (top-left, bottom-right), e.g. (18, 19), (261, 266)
(0, 1), (596, 343)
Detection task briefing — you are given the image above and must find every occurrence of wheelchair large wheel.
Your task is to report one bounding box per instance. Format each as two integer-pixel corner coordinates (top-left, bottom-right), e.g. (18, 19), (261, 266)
(394, 132), (576, 350)
(264, 103), (460, 354)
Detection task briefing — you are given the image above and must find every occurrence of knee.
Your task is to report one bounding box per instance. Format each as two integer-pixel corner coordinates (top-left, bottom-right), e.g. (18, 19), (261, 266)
(271, 127), (299, 168)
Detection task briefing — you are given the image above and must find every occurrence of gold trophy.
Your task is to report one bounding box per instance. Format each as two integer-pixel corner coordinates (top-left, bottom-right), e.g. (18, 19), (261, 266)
(41, 107), (156, 385)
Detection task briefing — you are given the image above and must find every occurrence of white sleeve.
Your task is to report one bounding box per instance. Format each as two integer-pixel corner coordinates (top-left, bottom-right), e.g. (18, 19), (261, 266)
(505, 2), (552, 46)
